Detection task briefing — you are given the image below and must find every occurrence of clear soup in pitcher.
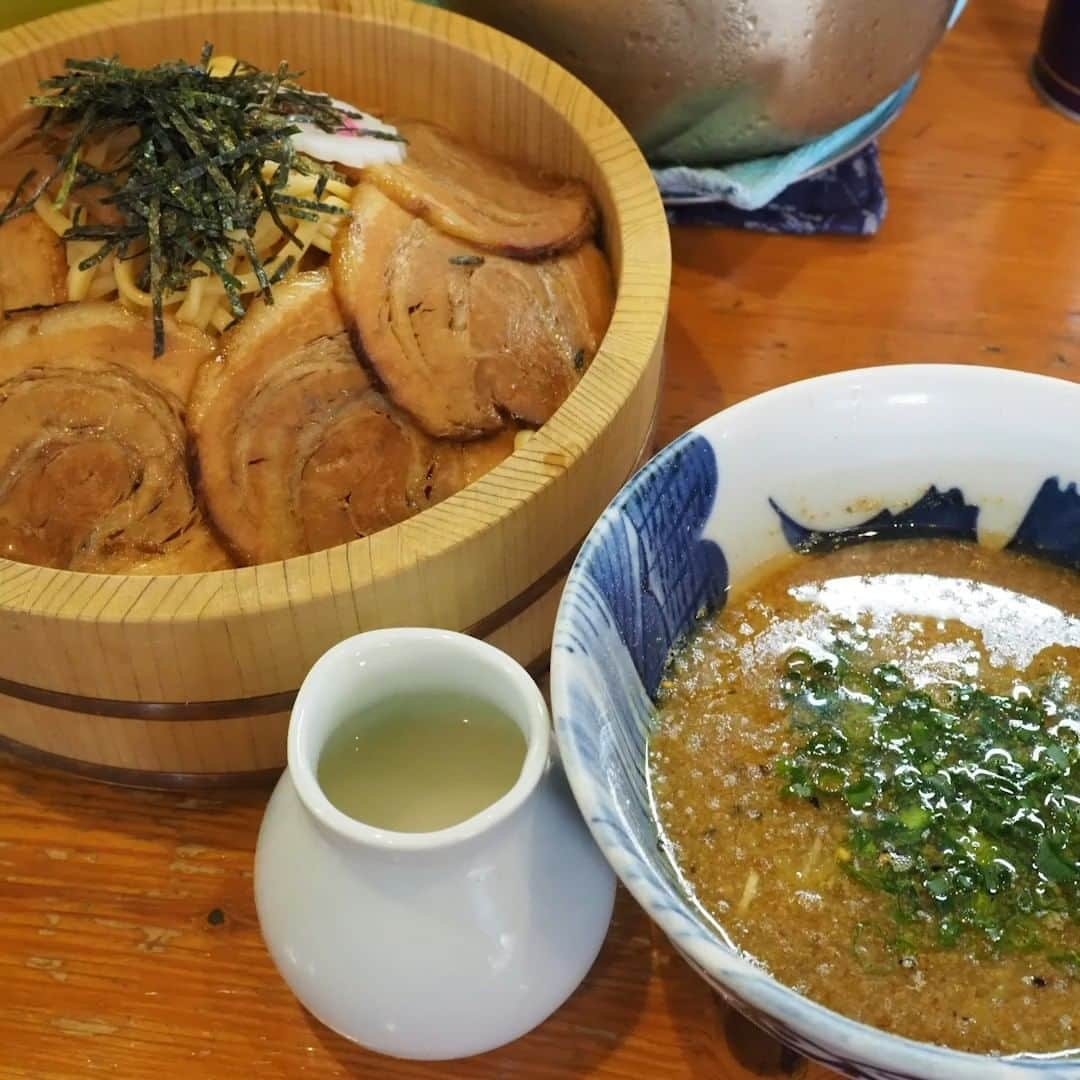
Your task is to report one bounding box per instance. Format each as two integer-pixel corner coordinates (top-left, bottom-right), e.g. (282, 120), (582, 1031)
(316, 690), (526, 833)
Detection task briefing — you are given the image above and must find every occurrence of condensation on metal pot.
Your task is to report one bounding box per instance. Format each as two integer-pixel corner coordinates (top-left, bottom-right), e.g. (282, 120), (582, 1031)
(441, 0), (955, 164)
(1031, 0), (1080, 122)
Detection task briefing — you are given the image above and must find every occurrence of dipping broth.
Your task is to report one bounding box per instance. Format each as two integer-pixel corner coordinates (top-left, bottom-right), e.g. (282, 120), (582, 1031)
(649, 538), (1080, 1055)
(318, 690), (526, 832)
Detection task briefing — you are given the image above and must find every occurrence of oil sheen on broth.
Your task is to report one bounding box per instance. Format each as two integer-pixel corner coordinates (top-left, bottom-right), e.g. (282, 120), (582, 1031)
(649, 538), (1080, 1055)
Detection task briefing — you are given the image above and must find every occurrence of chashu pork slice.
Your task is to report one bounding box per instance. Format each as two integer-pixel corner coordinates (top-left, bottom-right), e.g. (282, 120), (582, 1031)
(192, 270), (515, 565)
(0, 302), (232, 574)
(0, 141), (74, 313)
(0, 129), (135, 314)
(332, 184), (614, 440)
(360, 121), (596, 258)
(0, 187), (67, 314)
(0, 301), (212, 403)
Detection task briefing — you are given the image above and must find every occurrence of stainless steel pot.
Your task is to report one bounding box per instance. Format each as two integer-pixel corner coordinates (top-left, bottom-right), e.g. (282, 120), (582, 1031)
(444, 0), (955, 162)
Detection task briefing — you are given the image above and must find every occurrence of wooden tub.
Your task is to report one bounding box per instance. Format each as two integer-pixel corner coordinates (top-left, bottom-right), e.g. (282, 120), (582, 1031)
(0, 0), (670, 787)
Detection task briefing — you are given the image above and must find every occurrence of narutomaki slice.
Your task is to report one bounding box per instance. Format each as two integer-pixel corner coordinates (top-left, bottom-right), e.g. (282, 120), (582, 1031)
(333, 185), (614, 440)
(193, 270), (515, 565)
(0, 303), (230, 574)
(360, 121), (596, 258)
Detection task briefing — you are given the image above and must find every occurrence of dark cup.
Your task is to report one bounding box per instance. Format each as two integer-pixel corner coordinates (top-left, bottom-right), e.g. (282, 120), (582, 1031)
(1032, 0), (1080, 121)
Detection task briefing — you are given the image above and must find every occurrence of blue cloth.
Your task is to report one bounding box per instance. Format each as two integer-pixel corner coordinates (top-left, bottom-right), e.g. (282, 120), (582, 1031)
(664, 141), (887, 237)
(656, 0), (967, 234)
(653, 75), (915, 219)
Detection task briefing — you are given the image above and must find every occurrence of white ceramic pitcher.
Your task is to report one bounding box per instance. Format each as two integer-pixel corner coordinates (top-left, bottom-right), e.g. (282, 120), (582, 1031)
(254, 628), (616, 1061)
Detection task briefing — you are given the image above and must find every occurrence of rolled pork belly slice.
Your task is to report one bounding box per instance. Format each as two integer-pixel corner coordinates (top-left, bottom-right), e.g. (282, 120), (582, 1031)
(192, 270), (515, 565)
(0, 187), (68, 314)
(332, 185), (614, 440)
(359, 121), (596, 258)
(0, 303), (232, 574)
(0, 131), (134, 314)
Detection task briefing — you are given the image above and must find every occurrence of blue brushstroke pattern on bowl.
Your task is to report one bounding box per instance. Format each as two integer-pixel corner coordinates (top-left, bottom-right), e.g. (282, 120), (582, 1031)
(551, 364), (1080, 1079)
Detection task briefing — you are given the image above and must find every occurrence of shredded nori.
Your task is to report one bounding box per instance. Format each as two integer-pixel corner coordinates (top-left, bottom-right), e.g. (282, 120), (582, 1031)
(0, 45), (402, 355)
(448, 253), (485, 267)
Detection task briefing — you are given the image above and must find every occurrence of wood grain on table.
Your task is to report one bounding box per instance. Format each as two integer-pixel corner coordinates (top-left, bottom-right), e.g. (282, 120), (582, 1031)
(3, 0), (1077, 1076)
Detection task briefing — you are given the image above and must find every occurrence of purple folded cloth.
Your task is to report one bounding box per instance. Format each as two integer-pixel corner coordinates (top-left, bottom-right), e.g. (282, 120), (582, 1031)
(663, 143), (887, 237)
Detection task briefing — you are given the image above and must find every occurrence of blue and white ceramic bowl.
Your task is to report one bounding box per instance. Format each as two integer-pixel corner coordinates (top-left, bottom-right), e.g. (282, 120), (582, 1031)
(551, 365), (1080, 1080)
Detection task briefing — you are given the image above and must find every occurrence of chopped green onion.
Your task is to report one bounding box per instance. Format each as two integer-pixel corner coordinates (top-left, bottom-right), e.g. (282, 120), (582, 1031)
(776, 628), (1080, 965)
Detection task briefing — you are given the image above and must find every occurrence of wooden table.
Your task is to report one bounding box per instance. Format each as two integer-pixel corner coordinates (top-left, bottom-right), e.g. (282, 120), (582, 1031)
(3, 1), (1077, 1076)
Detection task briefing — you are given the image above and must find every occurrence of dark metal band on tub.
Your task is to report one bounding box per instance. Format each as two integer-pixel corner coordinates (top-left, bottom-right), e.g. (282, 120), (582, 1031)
(0, 648), (553, 767)
(0, 582), (570, 721)
(0, 733), (285, 790)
